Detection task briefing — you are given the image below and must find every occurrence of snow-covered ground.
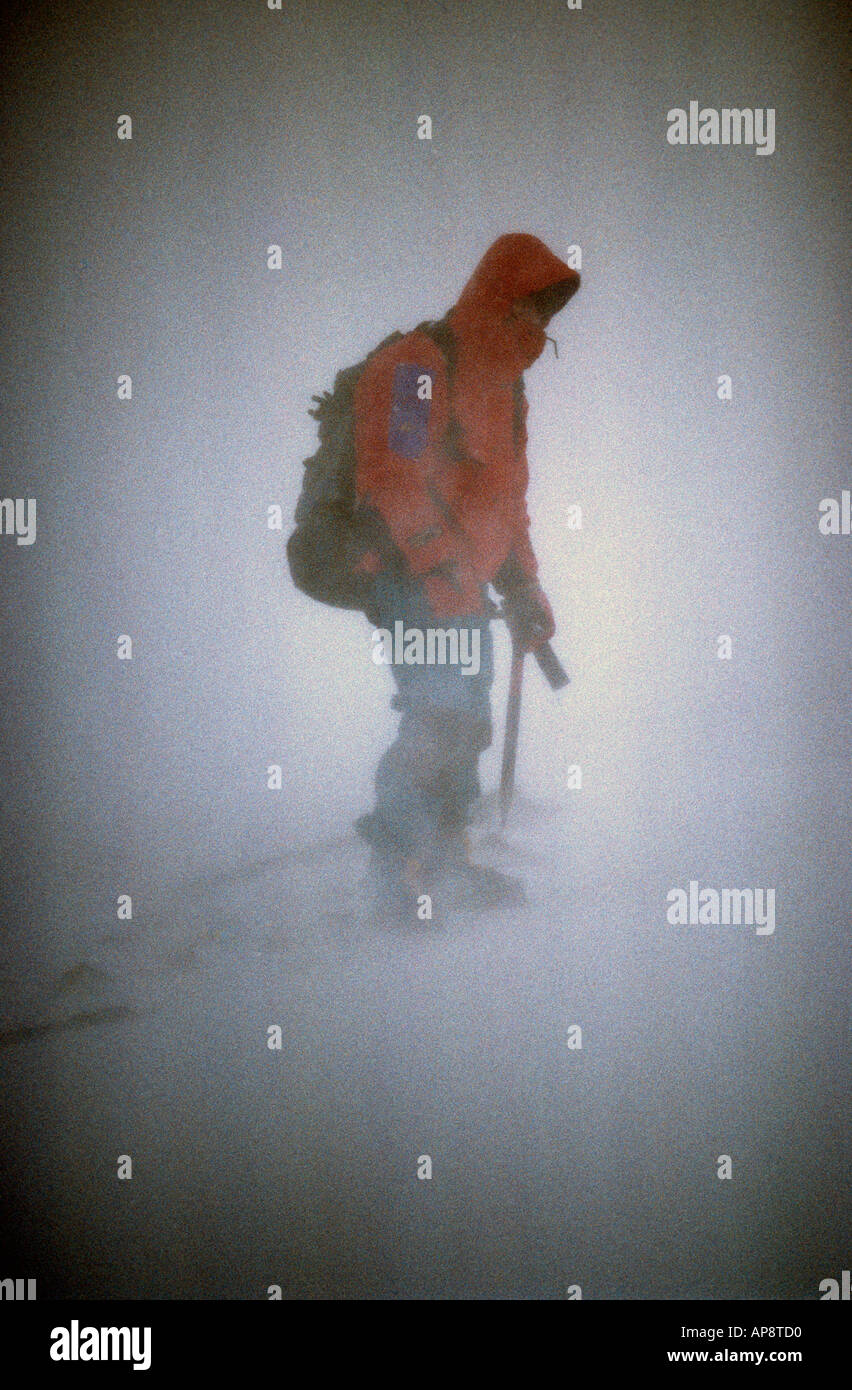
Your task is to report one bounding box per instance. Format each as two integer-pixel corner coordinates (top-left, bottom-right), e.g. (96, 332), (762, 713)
(2, 778), (847, 1299)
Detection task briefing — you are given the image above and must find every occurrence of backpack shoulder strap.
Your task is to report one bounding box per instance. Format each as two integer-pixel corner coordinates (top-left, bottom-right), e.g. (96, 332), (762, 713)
(512, 376), (526, 452)
(415, 315), (457, 390)
(413, 315), (465, 458)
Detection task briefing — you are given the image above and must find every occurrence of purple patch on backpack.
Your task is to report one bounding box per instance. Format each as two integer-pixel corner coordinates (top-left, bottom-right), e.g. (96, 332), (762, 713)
(388, 365), (432, 458)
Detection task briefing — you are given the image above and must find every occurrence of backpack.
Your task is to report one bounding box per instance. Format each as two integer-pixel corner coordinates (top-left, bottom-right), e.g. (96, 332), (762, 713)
(286, 316), (523, 611)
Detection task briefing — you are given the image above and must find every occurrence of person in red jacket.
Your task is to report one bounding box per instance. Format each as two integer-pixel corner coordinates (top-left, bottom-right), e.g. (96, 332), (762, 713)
(354, 232), (580, 915)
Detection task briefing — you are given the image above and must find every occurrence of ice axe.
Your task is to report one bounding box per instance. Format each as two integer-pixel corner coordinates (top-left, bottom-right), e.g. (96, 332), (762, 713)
(498, 614), (569, 826)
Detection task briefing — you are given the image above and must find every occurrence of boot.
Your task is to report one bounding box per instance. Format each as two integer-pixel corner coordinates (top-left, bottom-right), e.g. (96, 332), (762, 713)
(432, 828), (526, 911)
(365, 847), (430, 925)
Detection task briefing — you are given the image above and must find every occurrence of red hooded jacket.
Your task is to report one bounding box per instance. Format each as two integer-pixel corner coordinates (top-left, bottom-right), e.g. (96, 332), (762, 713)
(353, 234), (579, 618)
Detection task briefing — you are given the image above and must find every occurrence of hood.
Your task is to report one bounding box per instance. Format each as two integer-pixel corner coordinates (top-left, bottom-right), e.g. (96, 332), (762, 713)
(450, 233), (580, 377)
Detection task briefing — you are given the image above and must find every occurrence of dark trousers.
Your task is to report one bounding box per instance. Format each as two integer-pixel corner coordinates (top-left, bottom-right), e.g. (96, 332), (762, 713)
(360, 574), (495, 862)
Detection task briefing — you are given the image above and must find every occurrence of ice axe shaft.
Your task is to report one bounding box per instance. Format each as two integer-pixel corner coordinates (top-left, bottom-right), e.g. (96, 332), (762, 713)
(499, 639), (525, 827)
(498, 614), (570, 825)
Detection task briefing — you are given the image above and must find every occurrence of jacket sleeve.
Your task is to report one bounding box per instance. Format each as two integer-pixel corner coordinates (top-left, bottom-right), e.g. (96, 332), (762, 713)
(510, 493), (540, 581)
(353, 336), (474, 579)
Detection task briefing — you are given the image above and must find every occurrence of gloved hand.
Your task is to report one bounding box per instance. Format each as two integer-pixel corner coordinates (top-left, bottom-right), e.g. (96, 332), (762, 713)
(503, 577), (555, 651)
